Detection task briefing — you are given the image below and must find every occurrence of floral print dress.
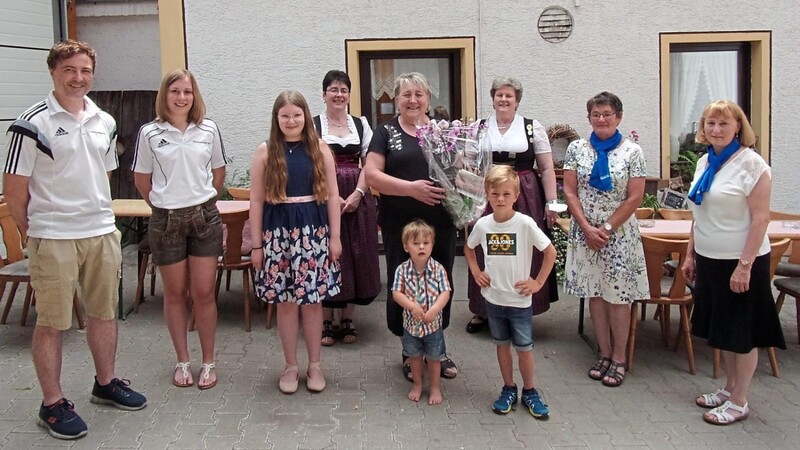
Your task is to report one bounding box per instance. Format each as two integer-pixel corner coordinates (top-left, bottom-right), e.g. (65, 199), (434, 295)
(563, 138), (649, 304)
(254, 143), (341, 305)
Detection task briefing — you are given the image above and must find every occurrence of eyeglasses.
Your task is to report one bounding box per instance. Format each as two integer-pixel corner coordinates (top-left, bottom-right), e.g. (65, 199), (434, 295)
(590, 112), (616, 120)
(326, 87), (350, 95)
(278, 113), (304, 123)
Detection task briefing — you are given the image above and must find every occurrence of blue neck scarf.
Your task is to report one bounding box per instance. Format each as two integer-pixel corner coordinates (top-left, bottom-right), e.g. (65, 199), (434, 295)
(589, 130), (622, 192)
(688, 138), (741, 205)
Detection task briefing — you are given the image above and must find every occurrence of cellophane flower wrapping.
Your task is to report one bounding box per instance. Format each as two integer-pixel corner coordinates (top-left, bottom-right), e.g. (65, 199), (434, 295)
(417, 120), (491, 228)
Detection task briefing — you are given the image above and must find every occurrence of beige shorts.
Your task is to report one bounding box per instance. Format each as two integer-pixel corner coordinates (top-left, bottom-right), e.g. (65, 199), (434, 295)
(28, 230), (122, 330)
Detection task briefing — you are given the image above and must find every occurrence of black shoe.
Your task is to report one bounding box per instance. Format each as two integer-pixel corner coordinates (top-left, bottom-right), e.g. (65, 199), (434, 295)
(90, 378), (147, 411)
(465, 316), (486, 334)
(37, 398), (88, 440)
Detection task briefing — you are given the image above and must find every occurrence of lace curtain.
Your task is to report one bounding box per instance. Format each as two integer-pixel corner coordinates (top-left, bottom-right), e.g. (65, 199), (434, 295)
(370, 58), (441, 101)
(670, 51), (739, 161)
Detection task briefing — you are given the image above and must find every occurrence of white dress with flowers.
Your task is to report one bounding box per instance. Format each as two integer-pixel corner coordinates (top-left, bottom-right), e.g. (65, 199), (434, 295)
(563, 138), (649, 304)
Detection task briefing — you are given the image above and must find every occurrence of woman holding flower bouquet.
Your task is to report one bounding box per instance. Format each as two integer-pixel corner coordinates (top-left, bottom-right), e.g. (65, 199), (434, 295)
(313, 70), (381, 346)
(465, 77), (560, 334)
(364, 72), (459, 381)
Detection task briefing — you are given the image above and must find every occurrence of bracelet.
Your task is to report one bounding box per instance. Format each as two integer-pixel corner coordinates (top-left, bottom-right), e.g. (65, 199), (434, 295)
(252, 246), (262, 250)
(355, 187), (366, 196)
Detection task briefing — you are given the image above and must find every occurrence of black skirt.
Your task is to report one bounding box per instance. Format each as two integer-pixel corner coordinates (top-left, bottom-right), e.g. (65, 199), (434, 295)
(691, 253), (786, 353)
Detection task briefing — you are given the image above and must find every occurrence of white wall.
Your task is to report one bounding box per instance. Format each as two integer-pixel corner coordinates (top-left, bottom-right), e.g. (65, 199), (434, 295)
(184, 0), (799, 210)
(76, 0), (161, 91)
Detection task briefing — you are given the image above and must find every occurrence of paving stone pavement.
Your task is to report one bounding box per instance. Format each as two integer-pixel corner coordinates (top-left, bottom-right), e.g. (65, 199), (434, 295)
(1, 248), (799, 449)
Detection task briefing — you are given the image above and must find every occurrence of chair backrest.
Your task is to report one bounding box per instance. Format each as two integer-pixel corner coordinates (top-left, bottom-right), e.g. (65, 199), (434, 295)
(0, 203), (25, 264)
(220, 209), (250, 265)
(658, 208), (693, 220)
(641, 235), (691, 301)
(770, 210), (800, 221)
(769, 238), (792, 279)
(227, 186), (251, 200)
(635, 207), (654, 219)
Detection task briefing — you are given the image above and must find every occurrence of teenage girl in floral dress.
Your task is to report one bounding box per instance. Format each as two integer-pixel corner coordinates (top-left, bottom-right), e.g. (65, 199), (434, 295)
(250, 90), (341, 394)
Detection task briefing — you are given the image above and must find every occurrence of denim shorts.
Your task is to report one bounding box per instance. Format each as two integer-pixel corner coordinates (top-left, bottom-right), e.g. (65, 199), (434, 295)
(486, 302), (534, 351)
(148, 198), (223, 266)
(402, 329), (445, 360)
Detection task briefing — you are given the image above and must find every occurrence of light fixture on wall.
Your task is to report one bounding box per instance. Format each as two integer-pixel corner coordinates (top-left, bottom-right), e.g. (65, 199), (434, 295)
(538, 6), (573, 43)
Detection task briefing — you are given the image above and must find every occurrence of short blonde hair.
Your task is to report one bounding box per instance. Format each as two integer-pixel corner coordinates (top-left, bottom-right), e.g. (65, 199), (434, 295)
(484, 165), (520, 194)
(155, 69), (206, 125)
(401, 219), (435, 246)
(393, 72), (432, 98)
(695, 100), (757, 148)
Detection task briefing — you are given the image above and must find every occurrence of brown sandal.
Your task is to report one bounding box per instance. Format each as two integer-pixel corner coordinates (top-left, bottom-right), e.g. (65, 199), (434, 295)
(321, 320), (335, 346)
(588, 357), (611, 380)
(602, 361), (626, 387)
(340, 318), (357, 344)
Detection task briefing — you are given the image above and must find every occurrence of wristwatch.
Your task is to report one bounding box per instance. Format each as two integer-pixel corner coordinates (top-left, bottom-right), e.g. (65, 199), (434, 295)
(739, 257), (751, 267)
(602, 222), (613, 233)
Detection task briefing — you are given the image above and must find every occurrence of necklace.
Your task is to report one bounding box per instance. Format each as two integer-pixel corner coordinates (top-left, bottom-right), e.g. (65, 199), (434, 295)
(286, 141), (302, 154)
(496, 120), (513, 130)
(327, 115), (347, 129)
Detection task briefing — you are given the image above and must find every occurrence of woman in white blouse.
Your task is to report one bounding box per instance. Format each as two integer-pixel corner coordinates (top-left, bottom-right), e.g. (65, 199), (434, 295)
(465, 77), (559, 333)
(683, 100), (785, 425)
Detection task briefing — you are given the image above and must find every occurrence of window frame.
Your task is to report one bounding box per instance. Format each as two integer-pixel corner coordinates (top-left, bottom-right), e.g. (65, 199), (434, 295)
(345, 37), (476, 121)
(659, 31), (771, 179)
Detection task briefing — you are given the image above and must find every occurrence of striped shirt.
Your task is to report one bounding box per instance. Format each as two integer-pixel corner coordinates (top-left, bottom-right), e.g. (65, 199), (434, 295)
(4, 92), (118, 239)
(392, 257), (451, 337)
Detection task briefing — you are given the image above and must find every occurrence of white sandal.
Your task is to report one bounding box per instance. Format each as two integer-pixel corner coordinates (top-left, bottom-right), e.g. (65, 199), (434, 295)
(696, 388), (730, 408)
(173, 361), (192, 387)
(703, 401), (749, 425)
(198, 362), (216, 390)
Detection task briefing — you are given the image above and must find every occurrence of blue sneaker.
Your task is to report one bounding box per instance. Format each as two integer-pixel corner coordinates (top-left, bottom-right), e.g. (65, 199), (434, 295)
(492, 384), (518, 414)
(37, 398), (88, 440)
(521, 388), (549, 419)
(90, 378), (147, 411)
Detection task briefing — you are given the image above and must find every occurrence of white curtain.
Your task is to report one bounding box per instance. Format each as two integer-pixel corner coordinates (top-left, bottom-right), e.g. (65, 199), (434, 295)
(670, 52), (703, 162)
(703, 52), (738, 104)
(670, 51), (739, 162)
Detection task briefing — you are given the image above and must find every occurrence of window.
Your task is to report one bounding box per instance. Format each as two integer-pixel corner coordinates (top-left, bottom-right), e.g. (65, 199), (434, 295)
(659, 32), (771, 180)
(345, 37), (476, 127)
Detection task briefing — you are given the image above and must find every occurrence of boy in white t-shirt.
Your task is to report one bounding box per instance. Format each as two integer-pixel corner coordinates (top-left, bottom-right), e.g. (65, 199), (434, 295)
(464, 165), (556, 419)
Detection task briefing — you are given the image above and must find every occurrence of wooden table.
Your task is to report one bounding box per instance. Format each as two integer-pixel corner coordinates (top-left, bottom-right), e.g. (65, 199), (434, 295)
(555, 218), (800, 343)
(111, 199), (250, 318)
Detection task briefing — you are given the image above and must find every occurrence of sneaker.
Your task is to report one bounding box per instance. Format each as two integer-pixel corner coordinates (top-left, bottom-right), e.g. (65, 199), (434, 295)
(521, 388), (549, 419)
(37, 398), (88, 440)
(90, 378), (147, 411)
(492, 384), (518, 414)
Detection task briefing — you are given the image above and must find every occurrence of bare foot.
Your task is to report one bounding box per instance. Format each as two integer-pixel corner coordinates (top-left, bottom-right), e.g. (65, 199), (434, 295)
(428, 387), (443, 405)
(173, 362), (193, 387)
(408, 384), (422, 402)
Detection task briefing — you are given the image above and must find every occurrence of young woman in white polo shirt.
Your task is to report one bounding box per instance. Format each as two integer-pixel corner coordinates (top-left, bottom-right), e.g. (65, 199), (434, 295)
(133, 69), (227, 390)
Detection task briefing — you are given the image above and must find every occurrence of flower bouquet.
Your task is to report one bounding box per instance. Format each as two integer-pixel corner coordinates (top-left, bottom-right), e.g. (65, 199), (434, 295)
(417, 120), (491, 228)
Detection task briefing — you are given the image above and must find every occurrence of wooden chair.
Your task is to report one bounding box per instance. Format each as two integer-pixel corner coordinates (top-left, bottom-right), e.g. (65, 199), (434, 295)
(227, 186), (250, 200)
(628, 236), (695, 374)
(774, 277), (800, 344)
(133, 237), (158, 313)
(658, 208), (693, 220)
(635, 207), (654, 219)
(712, 238), (791, 378)
(0, 204), (84, 328)
(770, 211), (800, 277)
(190, 208), (267, 331)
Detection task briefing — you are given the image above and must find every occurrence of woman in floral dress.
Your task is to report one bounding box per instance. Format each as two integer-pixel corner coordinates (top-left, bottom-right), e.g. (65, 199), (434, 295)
(563, 91), (649, 387)
(250, 90), (341, 394)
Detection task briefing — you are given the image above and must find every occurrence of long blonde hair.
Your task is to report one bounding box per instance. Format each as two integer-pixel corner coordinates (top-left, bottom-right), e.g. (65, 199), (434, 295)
(264, 90), (328, 203)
